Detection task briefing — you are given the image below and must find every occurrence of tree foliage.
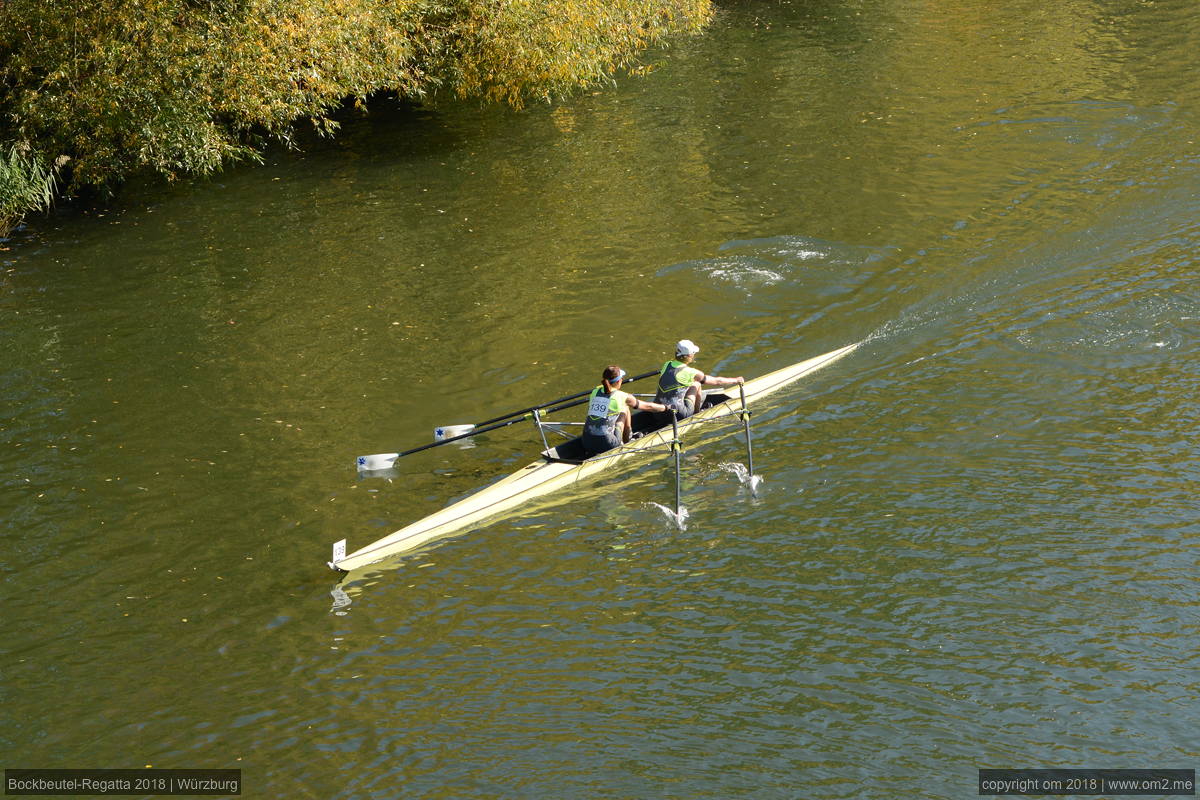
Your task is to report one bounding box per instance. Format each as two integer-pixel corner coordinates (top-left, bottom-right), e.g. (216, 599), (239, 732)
(0, 0), (712, 232)
(445, 0), (712, 107)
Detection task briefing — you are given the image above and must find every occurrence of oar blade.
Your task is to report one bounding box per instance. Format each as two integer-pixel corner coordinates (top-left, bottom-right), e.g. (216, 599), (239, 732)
(357, 452), (399, 471)
(434, 424), (476, 441)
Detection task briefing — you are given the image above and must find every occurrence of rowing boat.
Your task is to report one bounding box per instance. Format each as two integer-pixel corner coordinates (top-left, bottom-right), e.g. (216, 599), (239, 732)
(329, 341), (860, 572)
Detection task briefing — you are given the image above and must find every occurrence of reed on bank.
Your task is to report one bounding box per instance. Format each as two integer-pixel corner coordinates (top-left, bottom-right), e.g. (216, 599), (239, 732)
(0, 144), (69, 236)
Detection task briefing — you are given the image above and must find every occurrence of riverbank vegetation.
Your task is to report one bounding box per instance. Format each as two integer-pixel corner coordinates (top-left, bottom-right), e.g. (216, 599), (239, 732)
(0, 0), (712, 236)
(0, 144), (66, 235)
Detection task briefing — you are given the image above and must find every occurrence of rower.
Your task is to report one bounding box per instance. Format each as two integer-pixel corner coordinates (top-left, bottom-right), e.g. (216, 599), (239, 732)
(582, 365), (667, 456)
(652, 339), (744, 424)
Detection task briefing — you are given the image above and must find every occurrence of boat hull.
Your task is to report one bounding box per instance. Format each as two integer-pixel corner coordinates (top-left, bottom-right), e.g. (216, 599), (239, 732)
(331, 341), (860, 572)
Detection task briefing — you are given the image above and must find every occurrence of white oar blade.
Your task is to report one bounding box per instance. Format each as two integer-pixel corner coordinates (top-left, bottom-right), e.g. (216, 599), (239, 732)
(357, 453), (398, 471)
(434, 424), (476, 441)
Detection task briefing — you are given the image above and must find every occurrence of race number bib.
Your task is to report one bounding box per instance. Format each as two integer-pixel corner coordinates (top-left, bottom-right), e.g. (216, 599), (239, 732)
(588, 395), (613, 418)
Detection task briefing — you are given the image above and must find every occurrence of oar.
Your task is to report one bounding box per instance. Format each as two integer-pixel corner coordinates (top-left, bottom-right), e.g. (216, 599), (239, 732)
(470, 368), (658, 428)
(357, 413), (556, 470)
(670, 410), (682, 518)
(738, 383), (757, 495)
(356, 368), (661, 470)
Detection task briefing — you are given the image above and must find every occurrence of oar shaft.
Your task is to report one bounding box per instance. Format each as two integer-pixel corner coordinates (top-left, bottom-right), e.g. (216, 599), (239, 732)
(393, 414), (531, 458)
(542, 395), (591, 417)
(378, 396), (588, 464)
(472, 368), (658, 427)
(376, 368), (661, 463)
(671, 411), (682, 517)
(739, 383), (755, 481)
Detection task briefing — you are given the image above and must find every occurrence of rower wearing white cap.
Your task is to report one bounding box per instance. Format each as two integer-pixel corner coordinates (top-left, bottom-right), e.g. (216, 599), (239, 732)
(653, 339), (744, 423)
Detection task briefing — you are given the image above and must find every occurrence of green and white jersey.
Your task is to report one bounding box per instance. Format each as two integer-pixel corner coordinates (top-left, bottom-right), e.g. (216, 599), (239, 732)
(584, 386), (630, 437)
(655, 360), (700, 405)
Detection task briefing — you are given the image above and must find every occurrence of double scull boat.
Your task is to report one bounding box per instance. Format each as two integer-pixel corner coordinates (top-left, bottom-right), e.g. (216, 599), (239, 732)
(329, 341), (860, 572)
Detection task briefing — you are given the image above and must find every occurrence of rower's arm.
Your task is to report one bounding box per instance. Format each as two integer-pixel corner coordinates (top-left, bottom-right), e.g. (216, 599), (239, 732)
(700, 372), (744, 387)
(628, 395), (666, 413)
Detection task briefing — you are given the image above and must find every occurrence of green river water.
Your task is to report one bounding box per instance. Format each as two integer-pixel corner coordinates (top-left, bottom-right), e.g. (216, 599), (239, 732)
(3, 1), (1198, 797)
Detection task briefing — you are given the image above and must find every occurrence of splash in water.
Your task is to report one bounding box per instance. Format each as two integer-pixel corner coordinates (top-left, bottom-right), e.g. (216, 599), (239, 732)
(720, 462), (763, 495)
(648, 502), (689, 530)
(329, 586), (351, 614)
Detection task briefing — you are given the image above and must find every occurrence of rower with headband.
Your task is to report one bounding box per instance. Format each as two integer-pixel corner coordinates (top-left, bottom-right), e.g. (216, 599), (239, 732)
(582, 364), (668, 456)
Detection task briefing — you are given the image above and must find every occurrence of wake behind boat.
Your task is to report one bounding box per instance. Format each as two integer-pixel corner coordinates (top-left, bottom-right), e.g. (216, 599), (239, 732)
(329, 341), (860, 573)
